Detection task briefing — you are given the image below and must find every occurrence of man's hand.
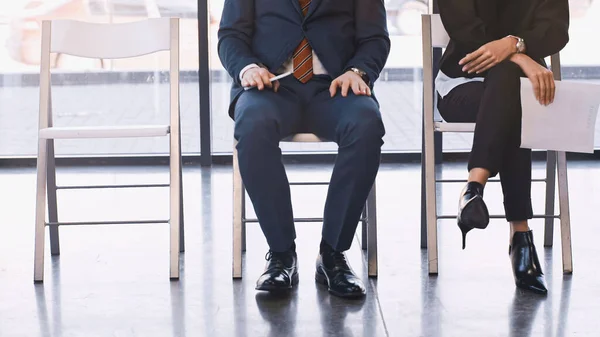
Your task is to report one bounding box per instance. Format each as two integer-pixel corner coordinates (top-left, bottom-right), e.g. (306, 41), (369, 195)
(460, 36), (517, 74)
(510, 54), (555, 106)
(242, 67), (280, 92)
(329, 71), (371, 97)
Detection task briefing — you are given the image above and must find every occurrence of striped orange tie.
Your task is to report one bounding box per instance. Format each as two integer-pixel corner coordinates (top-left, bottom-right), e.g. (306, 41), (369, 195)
(293, 0), (313, 83)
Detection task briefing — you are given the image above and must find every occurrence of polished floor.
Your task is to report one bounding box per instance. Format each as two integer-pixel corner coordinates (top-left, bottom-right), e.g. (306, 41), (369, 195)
(1, 159), (599, 337)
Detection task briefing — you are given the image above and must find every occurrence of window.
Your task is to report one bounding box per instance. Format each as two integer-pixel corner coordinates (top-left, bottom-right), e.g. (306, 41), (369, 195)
(209, 0), (430, 154)
(444, 0), (600, 151)
(209, 0), (600, 154)
(0, 0), (200, 156)
(3, 1), (595, 158)
(560, 0), (600, 147)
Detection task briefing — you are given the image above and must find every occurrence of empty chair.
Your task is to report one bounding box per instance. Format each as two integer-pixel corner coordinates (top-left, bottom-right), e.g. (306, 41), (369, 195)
(34, 18), (184, 282)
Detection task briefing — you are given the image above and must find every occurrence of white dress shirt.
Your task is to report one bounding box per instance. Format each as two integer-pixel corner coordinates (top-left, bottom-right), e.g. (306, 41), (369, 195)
(435, 71), (484, 98)
(239, 51), (328, 81)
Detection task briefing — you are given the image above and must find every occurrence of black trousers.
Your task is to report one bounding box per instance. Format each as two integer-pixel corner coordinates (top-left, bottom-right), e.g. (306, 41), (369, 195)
(234, 75), (385, 252)
(437, 61), (533, 222)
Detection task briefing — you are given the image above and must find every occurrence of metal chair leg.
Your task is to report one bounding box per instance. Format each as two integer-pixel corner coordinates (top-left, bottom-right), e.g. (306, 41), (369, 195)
(366, 184), (378, 277)
(44, 88), (60, 256)
(420, 150), (427, 249)
(424, 137), (439, 275)
(34, 138), (49, 283)
(169, 133), (181, 280)
(168, 20), (181, 280)
(361, 206), (367, 250)
(422, 15), (438, 274)
(233, 144), (243, 278)
(544, 151), (557, 247)
(47, 139), (60, 256)
(35, 51), (52, 282)
(557, 151), (573, 274)
(241, 185), (247, 252)
(178, 127), (185, 253)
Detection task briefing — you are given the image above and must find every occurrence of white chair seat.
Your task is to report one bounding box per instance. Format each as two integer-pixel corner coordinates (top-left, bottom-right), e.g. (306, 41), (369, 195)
(39, 125), (170, 139)
(434, 122), (475, 133)
(282, 133), (325, 142)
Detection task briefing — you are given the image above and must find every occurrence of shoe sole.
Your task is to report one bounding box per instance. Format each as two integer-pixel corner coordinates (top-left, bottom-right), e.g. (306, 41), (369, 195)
(315, 268), (366, 299)
(515, 281), (548, 295)
(255, 272), (299, 292)
(459, 196), (490, 229)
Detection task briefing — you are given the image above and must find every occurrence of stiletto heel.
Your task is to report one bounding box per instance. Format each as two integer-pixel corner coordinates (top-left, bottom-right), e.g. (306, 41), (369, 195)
(458, 222), (471, 250)
(457, 182), (489, 249)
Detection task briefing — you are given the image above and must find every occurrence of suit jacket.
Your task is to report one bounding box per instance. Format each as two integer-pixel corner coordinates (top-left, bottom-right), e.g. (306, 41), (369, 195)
(218, 0), (391, 117)
(438, 0), (570, 79)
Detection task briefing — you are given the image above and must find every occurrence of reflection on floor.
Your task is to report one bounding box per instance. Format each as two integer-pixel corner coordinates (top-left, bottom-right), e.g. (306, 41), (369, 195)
(1, 160), (599, 336)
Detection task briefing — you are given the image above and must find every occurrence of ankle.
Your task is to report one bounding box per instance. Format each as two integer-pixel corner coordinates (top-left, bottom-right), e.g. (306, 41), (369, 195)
(510, 222), (530, 233)
(468, 168), (490, 186)
(510, 222), (530, 243)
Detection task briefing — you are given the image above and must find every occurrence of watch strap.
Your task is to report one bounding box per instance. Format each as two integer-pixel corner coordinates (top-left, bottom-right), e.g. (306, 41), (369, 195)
(349, 67), (370, 85)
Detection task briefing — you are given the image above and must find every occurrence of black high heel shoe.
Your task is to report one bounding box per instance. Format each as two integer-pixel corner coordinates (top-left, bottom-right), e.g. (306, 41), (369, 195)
(510, 231), (547, 295)
(457, 182), (490, 249)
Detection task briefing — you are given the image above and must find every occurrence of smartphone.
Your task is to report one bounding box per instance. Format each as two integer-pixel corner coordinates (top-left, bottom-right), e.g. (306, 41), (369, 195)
(244, 71), (293, 90)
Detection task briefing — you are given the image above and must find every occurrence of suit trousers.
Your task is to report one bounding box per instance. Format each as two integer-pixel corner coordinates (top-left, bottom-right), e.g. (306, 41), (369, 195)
(234, 75), (385, 252)
(437, 61), (533, 222)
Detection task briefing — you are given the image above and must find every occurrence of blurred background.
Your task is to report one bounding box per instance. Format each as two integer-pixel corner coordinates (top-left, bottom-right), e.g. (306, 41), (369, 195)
(0, 0), (597, 158)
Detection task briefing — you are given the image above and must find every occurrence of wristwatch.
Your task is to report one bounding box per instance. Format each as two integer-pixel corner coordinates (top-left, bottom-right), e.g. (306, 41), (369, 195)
(508, 35), (526, 53)
(349, 67), (370, 86)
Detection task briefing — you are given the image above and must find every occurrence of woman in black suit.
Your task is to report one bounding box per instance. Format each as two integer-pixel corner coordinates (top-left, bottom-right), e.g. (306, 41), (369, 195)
(436, 0), (569, 294)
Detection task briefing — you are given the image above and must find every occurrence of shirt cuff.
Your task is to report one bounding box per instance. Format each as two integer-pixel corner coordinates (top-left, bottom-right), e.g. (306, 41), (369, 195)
(239, 64), (260, 82)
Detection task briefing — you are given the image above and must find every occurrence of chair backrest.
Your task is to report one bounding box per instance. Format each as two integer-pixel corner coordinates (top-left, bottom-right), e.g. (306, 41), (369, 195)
(429, 14), (450, 48)
(37, 18), (180, 132)
(421, 14), (446, 125)
(45, 18), (177, 59)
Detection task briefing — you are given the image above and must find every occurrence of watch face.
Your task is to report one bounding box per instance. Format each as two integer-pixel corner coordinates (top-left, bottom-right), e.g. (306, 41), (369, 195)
(353, 68), (365, 76)
(517, 39), (525, 53)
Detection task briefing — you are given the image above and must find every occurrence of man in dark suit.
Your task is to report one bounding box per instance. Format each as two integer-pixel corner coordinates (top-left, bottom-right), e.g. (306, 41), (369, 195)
(218, 0), (390, 298)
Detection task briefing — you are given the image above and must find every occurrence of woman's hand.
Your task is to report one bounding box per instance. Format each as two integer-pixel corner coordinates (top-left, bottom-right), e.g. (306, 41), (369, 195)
(460, 36), (517, 74)
(510, 54), (555, 106)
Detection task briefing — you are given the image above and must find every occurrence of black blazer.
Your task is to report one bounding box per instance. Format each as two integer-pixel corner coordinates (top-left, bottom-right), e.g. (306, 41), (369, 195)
(218, 0), (391, 117)
(438, 0), (570, 79)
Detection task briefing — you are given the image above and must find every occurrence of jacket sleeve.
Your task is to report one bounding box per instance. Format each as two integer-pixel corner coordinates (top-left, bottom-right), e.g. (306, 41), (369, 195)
(217, 0), (263, 85)
(344, 0), (390, 84)
(438, 0), (496, 52)
(516, 0), (570, 60)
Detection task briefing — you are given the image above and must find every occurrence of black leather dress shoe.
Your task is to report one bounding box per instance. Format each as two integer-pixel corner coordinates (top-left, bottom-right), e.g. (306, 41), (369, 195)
(457, 181), (490, 249)
(315, 248), (365, 298)
(256, 248), (298, 292)
(510, 231), (548, 295)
